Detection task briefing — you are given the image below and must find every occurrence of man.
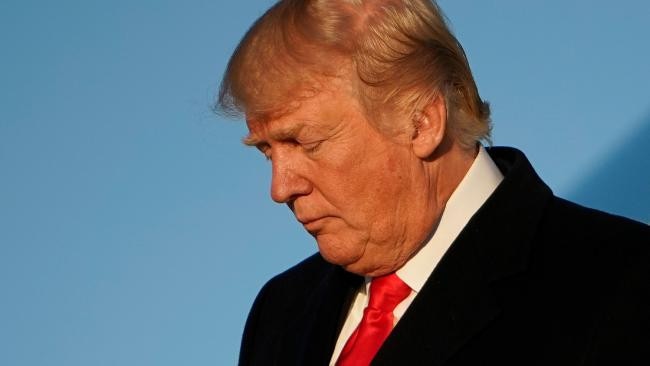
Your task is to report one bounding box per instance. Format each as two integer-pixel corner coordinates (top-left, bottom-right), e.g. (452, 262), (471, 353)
(218, 0), (650, 365)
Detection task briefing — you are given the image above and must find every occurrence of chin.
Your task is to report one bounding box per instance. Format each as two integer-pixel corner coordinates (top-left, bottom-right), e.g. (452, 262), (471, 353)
(316, 236), (389, 276)
(315, 234), (364, 268)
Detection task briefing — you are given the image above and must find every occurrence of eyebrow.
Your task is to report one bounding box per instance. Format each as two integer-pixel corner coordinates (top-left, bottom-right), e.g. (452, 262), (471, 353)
(242, 123), (307, 147)
(242, 134), (262, 147)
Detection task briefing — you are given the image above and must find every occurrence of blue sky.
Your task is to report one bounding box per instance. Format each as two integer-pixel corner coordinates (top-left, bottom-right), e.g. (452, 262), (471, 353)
(1, 1), (648, 365)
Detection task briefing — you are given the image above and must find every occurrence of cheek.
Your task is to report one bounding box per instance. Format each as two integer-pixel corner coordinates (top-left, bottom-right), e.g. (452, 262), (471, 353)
(314, 138), (409, 222)
(336, 158), (407, 227)
(363, 153), (409, 200)
(358, 155), (412, 236)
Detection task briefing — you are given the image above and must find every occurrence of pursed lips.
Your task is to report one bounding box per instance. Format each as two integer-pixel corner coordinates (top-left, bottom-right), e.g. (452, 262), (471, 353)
(296, 215), (328, 232)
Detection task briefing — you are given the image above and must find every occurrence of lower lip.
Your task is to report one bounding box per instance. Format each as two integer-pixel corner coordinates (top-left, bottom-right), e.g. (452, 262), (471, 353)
(302, 217), (326, 232)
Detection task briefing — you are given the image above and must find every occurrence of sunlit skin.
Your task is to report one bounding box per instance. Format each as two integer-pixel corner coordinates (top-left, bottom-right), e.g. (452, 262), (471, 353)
(244, 76), (476, 277)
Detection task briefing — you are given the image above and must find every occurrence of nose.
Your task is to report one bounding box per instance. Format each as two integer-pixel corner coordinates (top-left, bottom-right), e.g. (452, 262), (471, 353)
(270, 150), (312, 203)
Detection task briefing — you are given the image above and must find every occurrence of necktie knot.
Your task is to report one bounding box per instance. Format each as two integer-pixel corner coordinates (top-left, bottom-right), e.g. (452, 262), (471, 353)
(336, 273), (411, 366)
(368, 273), (411, 312)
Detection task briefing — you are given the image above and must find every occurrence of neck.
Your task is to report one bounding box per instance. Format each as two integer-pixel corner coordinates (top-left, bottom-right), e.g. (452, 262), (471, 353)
(414, 139), (477, 251)
(431, 140), (478, 210)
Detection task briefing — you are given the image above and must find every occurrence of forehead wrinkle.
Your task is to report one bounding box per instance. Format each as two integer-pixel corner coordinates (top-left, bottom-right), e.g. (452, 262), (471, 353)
(243, 120), (309, 147)
(271, 122), (306, 141)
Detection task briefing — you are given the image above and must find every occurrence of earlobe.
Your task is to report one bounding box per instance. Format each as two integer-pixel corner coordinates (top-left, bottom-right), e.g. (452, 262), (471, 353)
(411, 96), (446, 159)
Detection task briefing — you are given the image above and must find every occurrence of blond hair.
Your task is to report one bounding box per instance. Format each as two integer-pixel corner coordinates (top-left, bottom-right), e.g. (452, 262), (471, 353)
(218, 0), (491, 148)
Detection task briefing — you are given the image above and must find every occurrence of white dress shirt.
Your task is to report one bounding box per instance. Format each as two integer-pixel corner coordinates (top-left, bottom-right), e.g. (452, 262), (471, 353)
(329, 146), (504, 365)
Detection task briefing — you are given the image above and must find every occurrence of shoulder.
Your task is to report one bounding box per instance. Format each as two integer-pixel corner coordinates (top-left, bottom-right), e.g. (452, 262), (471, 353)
(486, 193), (649, 360)
(532, 196), (649, 276)
(540, 196), (649, 253)
(545, 199), (650, 360)
(535, 197), (650, 357)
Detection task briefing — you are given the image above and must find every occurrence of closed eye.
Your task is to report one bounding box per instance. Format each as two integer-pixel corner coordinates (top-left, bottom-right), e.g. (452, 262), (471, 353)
(302, 141), (322, 152)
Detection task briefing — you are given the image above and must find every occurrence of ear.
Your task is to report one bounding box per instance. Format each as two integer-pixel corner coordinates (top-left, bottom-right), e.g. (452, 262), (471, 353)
(411, 95), (446, 158)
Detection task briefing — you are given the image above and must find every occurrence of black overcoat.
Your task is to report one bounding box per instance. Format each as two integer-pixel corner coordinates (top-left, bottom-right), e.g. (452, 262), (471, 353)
(239, 147), (650, 365)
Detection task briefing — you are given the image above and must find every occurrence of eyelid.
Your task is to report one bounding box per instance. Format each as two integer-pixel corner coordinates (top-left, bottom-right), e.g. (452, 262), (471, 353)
(301, 140), (323, 152)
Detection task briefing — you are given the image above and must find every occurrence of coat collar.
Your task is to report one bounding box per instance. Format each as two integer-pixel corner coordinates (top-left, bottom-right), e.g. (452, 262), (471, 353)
(373, 147), (553, 365)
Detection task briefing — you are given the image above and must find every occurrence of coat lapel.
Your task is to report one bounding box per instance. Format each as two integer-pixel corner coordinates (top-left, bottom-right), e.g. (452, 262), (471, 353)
(373, 147), (553, 365)
(373, 228), (501, 365)
(281, 263), (363, 366)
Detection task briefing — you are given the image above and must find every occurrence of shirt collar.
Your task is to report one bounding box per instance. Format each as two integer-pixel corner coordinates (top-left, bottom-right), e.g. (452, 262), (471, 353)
(395, 145), (504, 292)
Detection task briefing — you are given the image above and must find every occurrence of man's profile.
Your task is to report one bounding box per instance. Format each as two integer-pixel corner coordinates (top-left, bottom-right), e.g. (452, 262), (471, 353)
(217, 0), (650, 364)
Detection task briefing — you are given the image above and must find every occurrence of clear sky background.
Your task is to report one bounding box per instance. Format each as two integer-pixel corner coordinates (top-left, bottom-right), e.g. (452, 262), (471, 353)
(1, 1), (648, 365)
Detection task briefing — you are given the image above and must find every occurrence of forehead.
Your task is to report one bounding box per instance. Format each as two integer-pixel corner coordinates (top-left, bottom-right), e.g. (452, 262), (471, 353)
(244, 77), (362, 141)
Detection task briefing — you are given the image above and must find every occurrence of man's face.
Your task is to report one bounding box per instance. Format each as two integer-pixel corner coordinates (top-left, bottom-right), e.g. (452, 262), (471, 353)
(245, 78), (432, 276)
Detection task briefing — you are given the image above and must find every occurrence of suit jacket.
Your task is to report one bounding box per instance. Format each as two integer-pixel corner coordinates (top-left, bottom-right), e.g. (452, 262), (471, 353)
(239, 147), (650, 365)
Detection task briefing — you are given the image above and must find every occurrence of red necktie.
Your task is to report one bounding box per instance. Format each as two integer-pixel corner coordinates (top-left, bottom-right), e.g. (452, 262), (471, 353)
(336, 273), (411, 366)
